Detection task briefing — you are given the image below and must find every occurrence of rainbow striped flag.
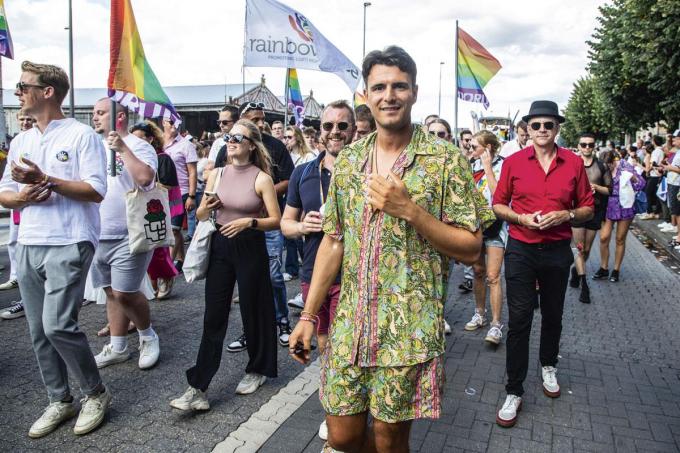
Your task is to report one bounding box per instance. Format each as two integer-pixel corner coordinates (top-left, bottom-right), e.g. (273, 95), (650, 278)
(287, 68), (305, 126)
(457, 27), (501, 109)
(0, 0), (14, 59)
(108, 0), (179, 124)
(353, 90), (366, 108)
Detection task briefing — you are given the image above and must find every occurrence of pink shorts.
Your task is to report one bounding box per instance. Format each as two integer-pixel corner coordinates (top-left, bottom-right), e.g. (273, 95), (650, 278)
(301, 281), (340, 336)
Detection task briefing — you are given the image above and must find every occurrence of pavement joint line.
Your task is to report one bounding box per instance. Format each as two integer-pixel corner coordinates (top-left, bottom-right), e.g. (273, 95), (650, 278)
(212, 358), (321, 453)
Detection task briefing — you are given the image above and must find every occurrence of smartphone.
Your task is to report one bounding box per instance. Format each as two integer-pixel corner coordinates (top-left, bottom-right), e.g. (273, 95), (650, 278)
(204, 191), (220, 202)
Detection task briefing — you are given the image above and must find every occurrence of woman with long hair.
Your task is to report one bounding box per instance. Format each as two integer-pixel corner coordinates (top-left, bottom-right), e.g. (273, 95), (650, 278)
(427, 118), (453, 142)
(594, 151), (645, 282)
(171, 119), (280, 410)
(130, 120), (181, 299)
(464, 130), (506, 345)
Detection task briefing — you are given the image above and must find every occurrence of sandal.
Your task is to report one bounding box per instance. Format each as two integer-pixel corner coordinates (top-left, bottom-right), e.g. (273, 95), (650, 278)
(97, 324), (110, 337)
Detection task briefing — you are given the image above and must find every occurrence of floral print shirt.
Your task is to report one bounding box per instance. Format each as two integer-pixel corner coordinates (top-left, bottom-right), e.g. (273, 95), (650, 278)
(322, 126), (495, 367)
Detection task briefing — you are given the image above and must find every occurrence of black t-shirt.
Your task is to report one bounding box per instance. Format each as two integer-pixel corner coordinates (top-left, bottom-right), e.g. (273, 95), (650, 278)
(157, 152), (179, 187)
(286, 152), (340, 285)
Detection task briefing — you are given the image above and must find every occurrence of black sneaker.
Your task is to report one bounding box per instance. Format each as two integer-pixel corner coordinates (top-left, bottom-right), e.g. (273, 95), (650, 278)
(278, 323), (292, 347)
(227, 334), (247, 353)
(579, 277), (591, 304)
(609, 270), (620, 282)
(0, 301), (25, 320)
(592, 268), (609, 280)
(458, 279), (473, 293)
(174, 260), (184, 274)
(569, 267), (580, 288)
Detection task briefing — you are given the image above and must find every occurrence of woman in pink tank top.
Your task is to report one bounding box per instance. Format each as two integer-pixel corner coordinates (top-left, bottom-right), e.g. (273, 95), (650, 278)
(171, 120), (281, 409)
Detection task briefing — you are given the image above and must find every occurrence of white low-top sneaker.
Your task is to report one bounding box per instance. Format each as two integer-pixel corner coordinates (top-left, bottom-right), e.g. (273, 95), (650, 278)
(170, 387), (210, 411)
(542, 366), (560, 398)
(444, 320), (452, 335)
(73, 388), (112, 435)
(496, 394), (522, 427)
(464, 311), (487, 331)
(287, 293), (305, 310)
(235, 373), (266, 395)
(318, 419), (328, 440)
(94, 344), (130, 369)
(485, 324), (503, 345)
(28, 401), (77, 438)
(138, 335), (160, 369)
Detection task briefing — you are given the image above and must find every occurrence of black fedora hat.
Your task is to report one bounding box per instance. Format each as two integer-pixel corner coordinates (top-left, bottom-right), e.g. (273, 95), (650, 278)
(522, 100), (565, 124)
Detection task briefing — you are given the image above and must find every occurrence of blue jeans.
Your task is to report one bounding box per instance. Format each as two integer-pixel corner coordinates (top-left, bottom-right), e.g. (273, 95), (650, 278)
(187, 191), (204, 239)
(284, 237), (303, 276)
(265, 230), (288, 324)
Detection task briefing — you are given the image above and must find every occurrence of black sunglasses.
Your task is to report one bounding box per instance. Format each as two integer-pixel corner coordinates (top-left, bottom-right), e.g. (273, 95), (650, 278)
(224, 133), (252, 144)
(579, 142), (595, 148)
(429, 130), (448, 138)
(217, 119), (234, 126)
(283, 135), (294, 140)
(321, 121), (349, 132)
(16, 81), (48, 92)
(529, 121), (555, 131)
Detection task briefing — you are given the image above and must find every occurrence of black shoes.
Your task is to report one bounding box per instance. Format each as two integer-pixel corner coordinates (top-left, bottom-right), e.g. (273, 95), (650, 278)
(609, 270), (620, 282)
(458, 279), (473, 293)
(569, 267), (580, 288)
(592, 268), (609, 280)
(578, 276), (591, 304)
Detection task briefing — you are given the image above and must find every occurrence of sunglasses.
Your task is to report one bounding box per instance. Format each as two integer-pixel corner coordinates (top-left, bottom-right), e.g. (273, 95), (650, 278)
(529, 121), (555, 131)
(241, 102), (265, 116)
(429, 131), (448, 138)
(224, 133), (252, 144)
(283, 135), (294, 141)
(321, 121), (350, 132)
(16, 81), (48, 92)
(579, 142), (596, 148)
(217, 119), (234, 126)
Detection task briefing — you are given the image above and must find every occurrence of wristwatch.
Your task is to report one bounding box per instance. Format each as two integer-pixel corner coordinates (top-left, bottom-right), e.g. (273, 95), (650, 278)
(188, 194), (196, 199)
(251, 218), (258, 228)
(568, 210), (575, 220)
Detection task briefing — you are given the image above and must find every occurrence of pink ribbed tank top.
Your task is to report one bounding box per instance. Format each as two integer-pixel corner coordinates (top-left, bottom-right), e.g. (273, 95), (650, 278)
(215, 163), (264, 225)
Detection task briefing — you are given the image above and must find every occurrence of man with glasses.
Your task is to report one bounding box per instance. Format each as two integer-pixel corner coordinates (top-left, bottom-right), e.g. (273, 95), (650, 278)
(0, 61), (111, 437)
(569, 133), (611, 303)
(216, 102), (295, 349)
(271, 120), (284, 141)
(207, 105), (238, 164)
(492, 100), (594, 428)
(500, 121), (530, 158)
(459, 129), (474, 158)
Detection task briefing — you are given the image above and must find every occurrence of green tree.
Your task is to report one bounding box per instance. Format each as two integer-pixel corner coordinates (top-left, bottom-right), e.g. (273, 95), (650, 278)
(561, 76), (621, 146)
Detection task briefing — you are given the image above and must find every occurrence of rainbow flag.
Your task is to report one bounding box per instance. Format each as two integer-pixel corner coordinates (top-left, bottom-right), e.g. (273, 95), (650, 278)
(457, 27), (501, 109)
(353, 90), (366, 108)
(287, 68), (305, 126)
(0, 0), (14, 59)
(108, 0), (179, 124)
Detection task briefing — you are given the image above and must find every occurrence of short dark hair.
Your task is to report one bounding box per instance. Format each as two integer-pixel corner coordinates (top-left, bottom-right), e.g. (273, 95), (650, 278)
(362, 46), (417, 86)
(354, 104), (375, 130)
(220, 105), (239, 121)
(652, 135), (664, 147)
(516, 120), (528, 132)
(302, 126), (317, 136)
(579, 133), (596, 141)
(459, 129), (472, 140)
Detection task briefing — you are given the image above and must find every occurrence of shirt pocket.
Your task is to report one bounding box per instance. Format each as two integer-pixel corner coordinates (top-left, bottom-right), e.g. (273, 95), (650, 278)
(46, 146), (77, 180)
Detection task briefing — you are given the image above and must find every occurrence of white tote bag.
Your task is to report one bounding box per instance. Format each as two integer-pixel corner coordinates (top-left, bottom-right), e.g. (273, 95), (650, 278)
(618, 171), (635, 209)
(126, 184), (175, 255)
(184, 168), (223, 283)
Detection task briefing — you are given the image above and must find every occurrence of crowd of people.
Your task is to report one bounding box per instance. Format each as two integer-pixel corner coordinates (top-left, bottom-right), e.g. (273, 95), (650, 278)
(1, 46), (676, 453)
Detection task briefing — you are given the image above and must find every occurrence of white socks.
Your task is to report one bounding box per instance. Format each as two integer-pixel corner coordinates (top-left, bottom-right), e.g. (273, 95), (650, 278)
(137, 325), (156, 340)
(110, 335), (127, 353)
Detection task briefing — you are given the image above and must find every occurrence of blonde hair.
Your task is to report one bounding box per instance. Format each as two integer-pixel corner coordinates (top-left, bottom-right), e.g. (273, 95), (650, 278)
(21, 61), (70, 105)
(232, 119), (273, 176)
(473, 130), (501, 156)
(285, 126), (313, 160)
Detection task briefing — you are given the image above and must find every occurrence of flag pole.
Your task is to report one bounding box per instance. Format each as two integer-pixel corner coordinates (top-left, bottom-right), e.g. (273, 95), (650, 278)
(110, 100), (116, 176)
(242, 1), (248, 97)
(453, 20), (459, 145)
(68, 0), (75, 118)
(284, 68), (290, 127)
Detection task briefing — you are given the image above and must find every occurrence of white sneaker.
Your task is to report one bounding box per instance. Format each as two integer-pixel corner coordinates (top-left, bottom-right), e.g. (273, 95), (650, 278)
(657, 222), (671, 228)
(541, 366), (560, 398)
(444, 320), (452, 335)
(496, 394), (522, 427)
(1, 301), (25, 319)
(485, 323), (503, 345)
(235, 373), (266, 395)
(287, 293), (305, 310)
(170, 387), (210, 411)
(28, 401), (77, 438)
(73, 388), (112, 435)
(138, 335), (160, 369)
(283, 273), (293, 282)
(464, 311), (487, 331)
(661, 226), (677, 233)
(94, 344), (131, 369)
(156, 278), (173, 300)
(0, 279), (18, 291)
(318, 419), (328, 440)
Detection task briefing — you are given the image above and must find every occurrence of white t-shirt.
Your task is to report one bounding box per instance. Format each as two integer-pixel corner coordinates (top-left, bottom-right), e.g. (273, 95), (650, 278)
(99, 133), (158, 239)
(666, 153), (680, 186)
(650, 147), (664, 177)
(0, 118), (107, 247)
(499, 139), (523, 158)
(208, 137), (225, 162)
(290, 150), (317, 167)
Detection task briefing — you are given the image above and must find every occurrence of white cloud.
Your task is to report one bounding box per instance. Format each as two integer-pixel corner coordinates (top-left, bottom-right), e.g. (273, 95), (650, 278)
(2, 0), (606, 128)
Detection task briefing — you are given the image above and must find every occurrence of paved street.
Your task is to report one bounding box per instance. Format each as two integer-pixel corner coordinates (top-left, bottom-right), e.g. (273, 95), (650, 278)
(1, 222), (679, 452)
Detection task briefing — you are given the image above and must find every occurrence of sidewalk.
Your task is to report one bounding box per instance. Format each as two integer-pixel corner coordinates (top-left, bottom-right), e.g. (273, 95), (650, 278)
(261, 232), (680, 453)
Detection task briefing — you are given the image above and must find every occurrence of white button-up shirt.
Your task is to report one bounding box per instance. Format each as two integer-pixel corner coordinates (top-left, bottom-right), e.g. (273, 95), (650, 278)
(0, 118), (107, 247)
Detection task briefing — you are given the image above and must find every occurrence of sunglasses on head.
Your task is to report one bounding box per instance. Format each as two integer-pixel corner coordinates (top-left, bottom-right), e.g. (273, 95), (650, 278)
(321, 121), (350, 132)
(224, 133), (251, 144)
(217, 119), (234, 126)
(579, 142), (595, 148)
(241, 102), (265, 116)
(529, 121), (555, 131)
(429, 130), (447, 138)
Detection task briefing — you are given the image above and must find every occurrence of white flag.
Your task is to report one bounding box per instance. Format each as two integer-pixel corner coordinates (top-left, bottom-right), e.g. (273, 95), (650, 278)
(245, 0), (360, 91)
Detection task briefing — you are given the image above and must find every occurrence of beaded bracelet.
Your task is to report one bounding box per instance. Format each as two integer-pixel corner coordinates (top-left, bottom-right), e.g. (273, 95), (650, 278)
(300, 311), (319, 325)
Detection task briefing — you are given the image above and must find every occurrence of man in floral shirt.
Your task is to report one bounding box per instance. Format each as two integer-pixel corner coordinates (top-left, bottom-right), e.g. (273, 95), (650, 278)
(289, 46), (493, 452)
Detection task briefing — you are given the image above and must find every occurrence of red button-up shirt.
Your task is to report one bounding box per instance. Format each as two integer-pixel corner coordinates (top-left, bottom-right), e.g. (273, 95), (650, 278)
(492, 146), (594, 244)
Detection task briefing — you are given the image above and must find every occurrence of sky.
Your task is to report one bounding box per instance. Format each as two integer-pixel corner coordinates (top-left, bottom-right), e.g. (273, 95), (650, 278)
(2, 0), (607, 128)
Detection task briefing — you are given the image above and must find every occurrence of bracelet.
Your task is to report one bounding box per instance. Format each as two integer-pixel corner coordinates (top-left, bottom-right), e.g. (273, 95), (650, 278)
(300, 311), (319, 325)
(41, 173), (49, 184)
(516, 213), (522, 225)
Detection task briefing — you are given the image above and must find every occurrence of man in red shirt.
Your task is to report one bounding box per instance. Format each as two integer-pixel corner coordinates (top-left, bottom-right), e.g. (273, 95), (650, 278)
(491, 101), (594, 428)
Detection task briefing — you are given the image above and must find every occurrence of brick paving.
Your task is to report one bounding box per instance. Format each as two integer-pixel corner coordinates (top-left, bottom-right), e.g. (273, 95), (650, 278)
(261, 229), (680, 453)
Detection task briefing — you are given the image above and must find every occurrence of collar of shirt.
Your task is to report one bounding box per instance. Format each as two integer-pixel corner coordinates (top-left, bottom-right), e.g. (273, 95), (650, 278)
(358, 125), (439, 174)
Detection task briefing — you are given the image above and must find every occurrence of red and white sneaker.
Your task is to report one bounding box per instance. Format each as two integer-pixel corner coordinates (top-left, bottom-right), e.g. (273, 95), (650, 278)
(541, 366), (561, 398)
(496, 394), (522, 427)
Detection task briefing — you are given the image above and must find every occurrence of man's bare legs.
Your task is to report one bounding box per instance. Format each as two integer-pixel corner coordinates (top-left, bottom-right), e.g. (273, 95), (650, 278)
(326, 412), (412, 453)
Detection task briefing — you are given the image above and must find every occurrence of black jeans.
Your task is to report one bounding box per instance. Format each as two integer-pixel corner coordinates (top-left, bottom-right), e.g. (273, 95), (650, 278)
(186, 229), (277, 391)
(504, 237), (573, 396)
(645, 176), (661, 214)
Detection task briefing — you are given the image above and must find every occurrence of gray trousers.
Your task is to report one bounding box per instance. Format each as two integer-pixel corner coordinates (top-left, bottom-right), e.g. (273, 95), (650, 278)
(16, 242), (103, 403)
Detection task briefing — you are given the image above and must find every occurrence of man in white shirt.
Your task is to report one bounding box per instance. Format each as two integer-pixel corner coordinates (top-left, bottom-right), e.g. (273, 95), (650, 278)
(207, 105), (238, 163)
(640, 135), (666, 219)
(0, 61), (110, 438)
(499, 121), (530, 158)
(661, 130), (680, 245)
(90, 98), (160, 370)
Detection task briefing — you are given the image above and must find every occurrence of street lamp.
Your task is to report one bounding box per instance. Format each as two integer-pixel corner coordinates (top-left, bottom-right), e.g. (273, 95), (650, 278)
(363, 2), (371, 59)
(438, 61), (444, 117)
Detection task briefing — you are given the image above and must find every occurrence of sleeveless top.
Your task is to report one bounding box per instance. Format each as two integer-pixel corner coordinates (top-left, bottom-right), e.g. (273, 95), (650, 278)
(215, 163), (264, 225)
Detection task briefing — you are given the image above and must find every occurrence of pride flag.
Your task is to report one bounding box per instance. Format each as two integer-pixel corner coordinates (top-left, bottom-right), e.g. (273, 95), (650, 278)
(287, 68), (304, 126)
(353, 90), (366, 108)
(457, 27), (501, 109)
(0, 0), (14, 59)
(108, 0), (180, 124)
